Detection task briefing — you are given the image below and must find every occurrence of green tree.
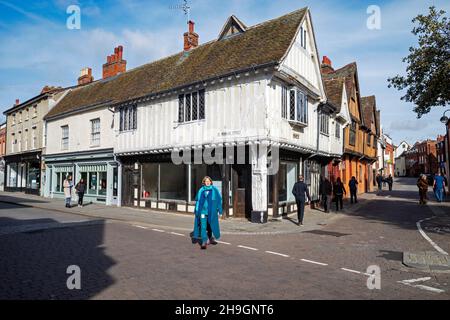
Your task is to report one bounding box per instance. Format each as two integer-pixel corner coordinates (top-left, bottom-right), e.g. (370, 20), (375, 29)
(388, 6), (450, 118)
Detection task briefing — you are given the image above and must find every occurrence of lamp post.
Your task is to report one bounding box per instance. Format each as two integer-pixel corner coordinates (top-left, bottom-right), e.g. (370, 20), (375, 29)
(440, 109), (450, 189)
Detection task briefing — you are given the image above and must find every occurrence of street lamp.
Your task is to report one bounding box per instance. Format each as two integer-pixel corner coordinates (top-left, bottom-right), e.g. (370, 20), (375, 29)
(440, 109), (450, 124)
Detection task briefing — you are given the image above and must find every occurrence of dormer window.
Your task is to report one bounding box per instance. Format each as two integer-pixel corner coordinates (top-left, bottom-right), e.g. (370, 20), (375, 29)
(218, 15), (247, 40)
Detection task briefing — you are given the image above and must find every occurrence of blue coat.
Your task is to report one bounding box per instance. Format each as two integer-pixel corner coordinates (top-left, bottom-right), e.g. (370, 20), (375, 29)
(192, 186), (223, 240)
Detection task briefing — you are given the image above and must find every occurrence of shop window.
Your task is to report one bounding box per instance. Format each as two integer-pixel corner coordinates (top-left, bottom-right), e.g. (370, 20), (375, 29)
(160, 163), (187, 200)
(141, 163), (158, 199)
(27, 162), (40, 189)
(88, 172), (98, 195)
(99, 172), (107, 196)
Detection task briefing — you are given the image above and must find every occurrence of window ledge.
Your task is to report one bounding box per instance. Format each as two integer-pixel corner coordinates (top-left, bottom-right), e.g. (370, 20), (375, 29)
(288, 120), (308, 128)
(119, 129), (137, 134)
(176, 119), (206, 126)
(320, 132), (330, 137)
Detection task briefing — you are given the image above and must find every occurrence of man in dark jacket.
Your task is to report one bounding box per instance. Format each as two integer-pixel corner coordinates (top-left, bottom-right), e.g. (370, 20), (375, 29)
(321, 177), (333, 213)
(349, 176), (358, 204)
(292, 175), (311, 226)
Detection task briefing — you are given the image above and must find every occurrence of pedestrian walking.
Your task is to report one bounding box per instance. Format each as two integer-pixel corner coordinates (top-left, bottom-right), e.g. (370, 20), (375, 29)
(75, 178), (86, 208)
(321, 177), (333, 213)
(387, 174), (393, 191)
(376, 174), (383, 191)
(292, 175), (311, 226)
(333, 177), (346, 211)
(192, 176), (223, 250)
(63, 175), (73, 208)
(433, 172), (446, 203)
(348, 176), (358, 204)
(417, 174), (429, 205)
(382, 175), (387, 187)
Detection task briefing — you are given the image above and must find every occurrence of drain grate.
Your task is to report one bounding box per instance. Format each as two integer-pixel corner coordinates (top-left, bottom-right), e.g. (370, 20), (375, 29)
(303, 230), (350, 237)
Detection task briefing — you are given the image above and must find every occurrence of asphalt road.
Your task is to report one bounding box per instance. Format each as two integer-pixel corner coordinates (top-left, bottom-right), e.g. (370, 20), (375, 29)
(0, 178), (449, 299)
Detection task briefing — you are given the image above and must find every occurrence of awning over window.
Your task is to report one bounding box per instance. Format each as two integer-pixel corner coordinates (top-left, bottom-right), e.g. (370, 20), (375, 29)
(78, 164), (107, 172)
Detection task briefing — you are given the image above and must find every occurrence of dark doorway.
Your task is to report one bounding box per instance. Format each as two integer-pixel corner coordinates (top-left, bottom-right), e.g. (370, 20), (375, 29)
(232, 164), (251, 219)
(122, 164), (135, 207)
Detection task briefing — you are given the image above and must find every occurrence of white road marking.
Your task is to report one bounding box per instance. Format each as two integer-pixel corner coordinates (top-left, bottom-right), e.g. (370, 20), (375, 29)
(416, 218), (449, 255)
(401, 277), (431, 284)
(398, 278), (445, 294)
(170, 232), (185, 237)
(216, 241), (231, 245)
(300, 259), (328, 266)
(412, 285), (445, 293)
(265, 251), (290, 258)
(341, 268), (362, 275)
(237, 245), (259, 251)
(151, 228), (165, 233)
(134, 225), (148, 229)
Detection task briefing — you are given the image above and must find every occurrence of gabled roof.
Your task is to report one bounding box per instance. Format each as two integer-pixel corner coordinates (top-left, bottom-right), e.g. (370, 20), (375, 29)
(361, 95), (376, 132)
(218, 15), (248, 40)
(45, 8), (308, 120)
(323, 78), (345, 113)
(375, 110), (381, 136)
(322, 62), (365, 126)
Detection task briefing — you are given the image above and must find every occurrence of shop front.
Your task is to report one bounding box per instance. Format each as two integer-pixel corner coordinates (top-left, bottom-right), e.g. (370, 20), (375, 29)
(43, 149), (118, 206)
(4, 151), (42, 195)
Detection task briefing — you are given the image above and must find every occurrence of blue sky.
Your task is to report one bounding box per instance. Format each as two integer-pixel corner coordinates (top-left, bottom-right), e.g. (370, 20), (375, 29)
(0, 0), (448, 145)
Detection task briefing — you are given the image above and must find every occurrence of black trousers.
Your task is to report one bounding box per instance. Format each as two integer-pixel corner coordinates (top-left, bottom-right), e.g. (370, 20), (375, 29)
(350, 190), (357, 203)
(335, 195), (343, 211)
(388, 183), (393, 191)
(296, 200), (305, 223)
(77, 192), (84, 205)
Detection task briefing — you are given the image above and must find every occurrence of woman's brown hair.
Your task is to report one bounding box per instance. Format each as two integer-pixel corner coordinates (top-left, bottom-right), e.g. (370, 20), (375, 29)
(202, 176), (213, 185)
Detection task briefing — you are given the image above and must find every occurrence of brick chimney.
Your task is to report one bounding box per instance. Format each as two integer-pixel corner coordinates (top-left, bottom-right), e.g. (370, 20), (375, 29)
(15, 99), (20, 106)
(102, 45), (127, 79)
(184, 20), (199, 51)
(78, 67), (94, 85)
(321, 56), (334, 74)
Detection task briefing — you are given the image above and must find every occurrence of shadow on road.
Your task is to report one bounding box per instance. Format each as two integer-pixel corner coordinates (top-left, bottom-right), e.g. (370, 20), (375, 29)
(0, 217), (116, 300)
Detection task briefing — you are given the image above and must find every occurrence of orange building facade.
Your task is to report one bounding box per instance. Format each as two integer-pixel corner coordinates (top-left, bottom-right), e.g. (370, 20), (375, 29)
(322, 61), (379, 195)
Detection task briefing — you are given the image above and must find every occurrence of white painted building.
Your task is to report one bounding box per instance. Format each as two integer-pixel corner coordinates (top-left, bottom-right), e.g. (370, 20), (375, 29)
(45, 8), (345, 222)
(43, 67), (121, 206)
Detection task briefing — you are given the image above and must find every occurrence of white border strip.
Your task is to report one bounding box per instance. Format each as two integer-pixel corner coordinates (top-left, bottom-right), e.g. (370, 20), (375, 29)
(301, 259), (328, 266)
(265, 251), (290, 258)
(416, 218), (448, 255)
(237, 245), (259, 251)
(151, 228), (165, 233)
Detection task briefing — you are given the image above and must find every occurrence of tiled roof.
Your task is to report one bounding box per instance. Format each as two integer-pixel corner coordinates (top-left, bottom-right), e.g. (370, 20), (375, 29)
(323, 78), (344, 113)
(322, 62), (365, 126)
(361, 95), (376, 132)
(45, 8), (308, 119)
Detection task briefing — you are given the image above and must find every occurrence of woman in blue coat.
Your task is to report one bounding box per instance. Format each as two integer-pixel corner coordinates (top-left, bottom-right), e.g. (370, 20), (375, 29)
(192, 176), (223, 250)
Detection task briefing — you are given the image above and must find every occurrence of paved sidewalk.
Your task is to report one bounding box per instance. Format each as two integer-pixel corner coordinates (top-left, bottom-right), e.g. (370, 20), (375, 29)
(0, 191), (373, 235)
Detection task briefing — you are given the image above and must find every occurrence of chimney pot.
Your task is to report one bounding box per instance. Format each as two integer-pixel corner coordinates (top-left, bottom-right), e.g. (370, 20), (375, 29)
(78, 67), (94, 85)
(103, 45), (127, 79)
(322, 56), (332, 67)
(184, 20), (199, 52)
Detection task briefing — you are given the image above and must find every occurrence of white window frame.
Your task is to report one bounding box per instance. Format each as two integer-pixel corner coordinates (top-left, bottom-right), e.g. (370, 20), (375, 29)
(90, 118), (101, 146)
(319, 112), (330, 136)
(61, 125), (69, 150)
(31, 128), (36, 149)
(335, 122), (341, 139)
(178, 89), (205, 124)
(287, 87), (308, 126)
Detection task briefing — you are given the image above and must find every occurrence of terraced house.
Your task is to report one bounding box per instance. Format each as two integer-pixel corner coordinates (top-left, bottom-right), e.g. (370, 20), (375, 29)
(42, 55), (123, 206)
(3, 87), (66, 195)
(42, 7), (345, 222)
(322, 60), (380, 195)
